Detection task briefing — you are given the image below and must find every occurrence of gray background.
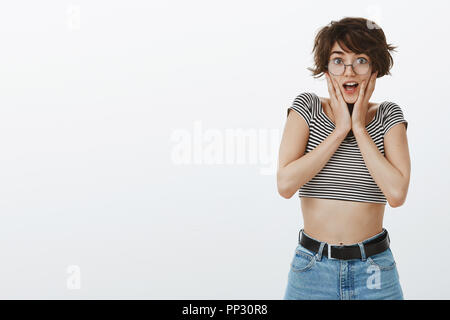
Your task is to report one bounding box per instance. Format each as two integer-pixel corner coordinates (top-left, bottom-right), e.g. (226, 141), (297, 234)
(0, 0), (448, 299)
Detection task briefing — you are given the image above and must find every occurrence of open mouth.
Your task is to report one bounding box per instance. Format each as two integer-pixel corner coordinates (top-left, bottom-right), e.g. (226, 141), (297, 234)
(343, 82), (359, 94)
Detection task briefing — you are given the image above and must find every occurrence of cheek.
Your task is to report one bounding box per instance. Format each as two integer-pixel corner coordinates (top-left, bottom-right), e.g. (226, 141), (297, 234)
(331, 76), (340, 84)
(362, 75), (371, 84)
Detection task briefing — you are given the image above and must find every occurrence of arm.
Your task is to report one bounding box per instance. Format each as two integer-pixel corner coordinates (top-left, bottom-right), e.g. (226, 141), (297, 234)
(353, 124), (411, 207)
(277, 111), (349, 199)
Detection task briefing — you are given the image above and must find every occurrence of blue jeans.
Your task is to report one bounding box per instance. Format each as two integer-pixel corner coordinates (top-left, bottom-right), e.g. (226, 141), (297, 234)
(283, 228), (404, 300)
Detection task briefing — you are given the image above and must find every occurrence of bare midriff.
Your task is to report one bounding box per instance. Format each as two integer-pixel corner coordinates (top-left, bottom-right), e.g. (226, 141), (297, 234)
(300, 197), (385, 245)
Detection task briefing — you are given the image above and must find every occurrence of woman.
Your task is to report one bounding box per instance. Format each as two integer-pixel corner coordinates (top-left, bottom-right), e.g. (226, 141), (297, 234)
(278, 17), (410, 300)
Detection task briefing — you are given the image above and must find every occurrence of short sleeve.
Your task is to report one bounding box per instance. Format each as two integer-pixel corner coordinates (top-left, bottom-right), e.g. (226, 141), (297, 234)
(382, 102), (408, 136)
(287, 92), (313, 128)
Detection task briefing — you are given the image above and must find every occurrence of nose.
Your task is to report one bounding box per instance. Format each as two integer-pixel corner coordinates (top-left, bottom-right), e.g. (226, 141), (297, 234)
(343, 63), (356, 77)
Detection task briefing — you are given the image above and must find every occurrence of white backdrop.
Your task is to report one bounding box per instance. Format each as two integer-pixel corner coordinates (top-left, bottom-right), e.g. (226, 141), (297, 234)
(0, 0), (448, 299)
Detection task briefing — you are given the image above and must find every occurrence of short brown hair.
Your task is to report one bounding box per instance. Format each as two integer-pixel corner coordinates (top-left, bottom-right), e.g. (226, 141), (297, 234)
(307, 17), (397, 79)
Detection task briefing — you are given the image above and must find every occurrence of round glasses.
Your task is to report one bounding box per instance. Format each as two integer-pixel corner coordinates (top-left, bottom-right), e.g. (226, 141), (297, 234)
(326, 58), (371, 76)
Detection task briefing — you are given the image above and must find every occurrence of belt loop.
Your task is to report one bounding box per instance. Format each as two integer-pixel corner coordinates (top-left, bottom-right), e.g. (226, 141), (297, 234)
(316, 242), (326, 261)
(298, 228), (304, 245)
(358, 242), (366, 261)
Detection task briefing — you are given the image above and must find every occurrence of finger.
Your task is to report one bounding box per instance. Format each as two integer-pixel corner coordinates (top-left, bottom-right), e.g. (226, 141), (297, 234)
(332, 77), (345, 103)
(370, 70), (377, 84)
(325, 73), (337, 102)
(356, 79), (367, 105)
(329, 74), (341, 106)
(365, 71), (378, 100)
(370, 71), (378, 90)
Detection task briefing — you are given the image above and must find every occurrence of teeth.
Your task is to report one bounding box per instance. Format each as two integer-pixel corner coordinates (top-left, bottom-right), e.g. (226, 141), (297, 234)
(344, 82), (358, 86)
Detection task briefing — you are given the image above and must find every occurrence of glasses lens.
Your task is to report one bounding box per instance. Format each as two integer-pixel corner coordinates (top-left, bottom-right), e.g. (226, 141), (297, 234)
(353, 59), (370, 75)
(328, 60), (344, 75)
(328, 59), (371, 75)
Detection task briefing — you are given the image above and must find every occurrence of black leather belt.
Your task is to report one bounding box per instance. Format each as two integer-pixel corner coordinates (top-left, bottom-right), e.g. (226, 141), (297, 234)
(299, 228), (390, 260)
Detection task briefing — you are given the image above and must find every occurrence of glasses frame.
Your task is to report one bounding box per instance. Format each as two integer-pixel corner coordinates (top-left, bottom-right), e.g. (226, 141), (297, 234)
(326, 59), (372, 76)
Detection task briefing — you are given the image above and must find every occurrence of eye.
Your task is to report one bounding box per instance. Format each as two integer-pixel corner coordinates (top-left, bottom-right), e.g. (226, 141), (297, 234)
(331, 58), (342, 64)
(356, 57), (368, 64)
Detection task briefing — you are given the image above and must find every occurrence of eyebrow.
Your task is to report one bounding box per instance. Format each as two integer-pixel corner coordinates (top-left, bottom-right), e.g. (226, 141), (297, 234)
(330, 50), (346, 55)
(330, 50), (368, 57)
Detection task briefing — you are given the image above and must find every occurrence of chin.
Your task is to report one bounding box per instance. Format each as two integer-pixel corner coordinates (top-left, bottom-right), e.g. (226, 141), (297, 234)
(343, 95), (357, 104)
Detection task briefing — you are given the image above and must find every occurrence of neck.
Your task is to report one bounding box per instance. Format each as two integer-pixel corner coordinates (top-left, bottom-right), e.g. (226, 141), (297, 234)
(347, 102), (354, 116)
(345, 102), (355, 139)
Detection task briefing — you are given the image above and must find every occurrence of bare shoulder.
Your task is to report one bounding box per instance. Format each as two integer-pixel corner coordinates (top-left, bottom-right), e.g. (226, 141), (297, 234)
(319, 96), (329, 105)
(370, 101), (381, 111)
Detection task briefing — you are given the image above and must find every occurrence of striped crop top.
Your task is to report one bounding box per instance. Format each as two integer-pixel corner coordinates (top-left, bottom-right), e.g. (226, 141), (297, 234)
(287, 92), (408, 204)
